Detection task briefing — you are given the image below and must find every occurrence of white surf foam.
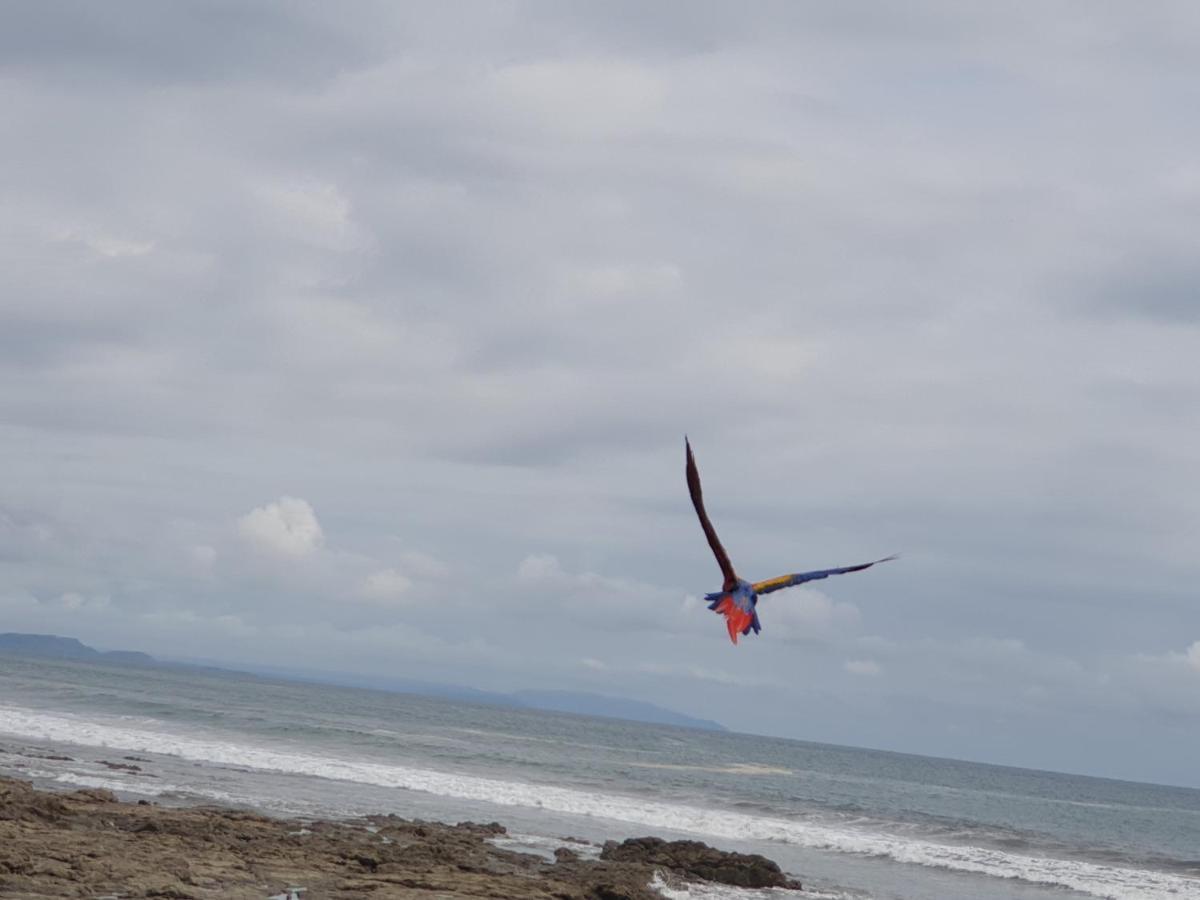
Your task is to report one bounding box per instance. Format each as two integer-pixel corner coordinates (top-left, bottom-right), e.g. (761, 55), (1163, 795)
(630, 762), (793, 776)
(487, 832), (603, 862)
(50, 771), (190, 797)
(0, 705), (1193, 900)
(650, 871), (812, 899)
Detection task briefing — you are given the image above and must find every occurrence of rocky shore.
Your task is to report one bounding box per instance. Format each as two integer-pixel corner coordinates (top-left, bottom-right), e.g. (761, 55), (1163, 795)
(0, 776), (802, 899)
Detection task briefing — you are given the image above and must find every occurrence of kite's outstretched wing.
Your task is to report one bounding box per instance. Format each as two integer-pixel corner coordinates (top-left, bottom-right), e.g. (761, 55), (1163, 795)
(686, 438), (738, 592)
(752, 555), (897, 596)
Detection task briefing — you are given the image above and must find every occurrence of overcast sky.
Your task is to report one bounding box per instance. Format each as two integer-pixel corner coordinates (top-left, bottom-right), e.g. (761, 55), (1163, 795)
(2, 2), (1198, 788)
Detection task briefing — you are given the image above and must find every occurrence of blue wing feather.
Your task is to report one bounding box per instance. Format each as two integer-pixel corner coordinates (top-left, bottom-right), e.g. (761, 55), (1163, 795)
(754, 556), (897, 596)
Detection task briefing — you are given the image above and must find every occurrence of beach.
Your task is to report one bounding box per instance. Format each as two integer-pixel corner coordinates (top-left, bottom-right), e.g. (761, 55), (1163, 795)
(0, 775), (803, 899)
(1, 656), (1198, 900)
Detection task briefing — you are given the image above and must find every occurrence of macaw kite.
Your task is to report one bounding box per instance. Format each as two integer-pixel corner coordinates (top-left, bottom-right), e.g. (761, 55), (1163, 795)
(686, 438), (895, 644)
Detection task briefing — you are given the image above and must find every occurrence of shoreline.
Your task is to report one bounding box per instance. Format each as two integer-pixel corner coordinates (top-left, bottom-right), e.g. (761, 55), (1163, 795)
(0, 775), (801, 899)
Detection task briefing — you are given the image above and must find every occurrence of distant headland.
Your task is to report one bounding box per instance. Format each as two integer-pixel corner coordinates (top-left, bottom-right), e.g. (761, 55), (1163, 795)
(0, 632), (726, 733)
(0, 632), (157, 666)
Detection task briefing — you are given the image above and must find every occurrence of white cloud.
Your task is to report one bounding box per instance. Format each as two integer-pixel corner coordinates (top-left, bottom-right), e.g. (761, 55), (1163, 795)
(54, 592), (111, 612)
(213, 614), (258, 638)
(89, 236), (155, 258)
(53, 226), (155, 258)
(357, 552), (446, 605)
(237, 497), (324, 558)
(517, 553), (563, 582)
(361, 568), (414, 604)
(961, 637), (1028, 659)
(766, 589), (862, 642)
(59, 591), (85, 610)
(397, 550), (450, 579)
(255, 180), (364, 251)
(488, 59), (666, 138)
(1144, 640), (1200, 673)
(137, 609), (259, 641)
(513, 554), (704, 637)
(555, 261), (683, 302)
(845, 659), (883, 677)
(636, 661), (771, 688)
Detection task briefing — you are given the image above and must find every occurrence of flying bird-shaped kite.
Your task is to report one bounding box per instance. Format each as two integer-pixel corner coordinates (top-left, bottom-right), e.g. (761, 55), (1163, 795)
(686, 438), (895, 644)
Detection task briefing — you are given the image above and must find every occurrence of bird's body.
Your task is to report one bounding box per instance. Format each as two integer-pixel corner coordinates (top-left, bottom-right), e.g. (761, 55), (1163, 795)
(686, 438), (894, 644)
(706, 579), (761, 642)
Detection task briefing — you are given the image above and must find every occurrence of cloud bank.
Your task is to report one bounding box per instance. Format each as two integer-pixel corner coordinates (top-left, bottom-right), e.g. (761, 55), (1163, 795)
(1, 1), (1198, 786)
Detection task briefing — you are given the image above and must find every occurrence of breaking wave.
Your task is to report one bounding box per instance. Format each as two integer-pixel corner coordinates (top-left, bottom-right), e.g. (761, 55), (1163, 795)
(0, 705), (1194, 900)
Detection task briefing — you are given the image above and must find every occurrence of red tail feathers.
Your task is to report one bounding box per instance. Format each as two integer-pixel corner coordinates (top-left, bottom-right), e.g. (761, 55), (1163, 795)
(713, 596), (753, 645)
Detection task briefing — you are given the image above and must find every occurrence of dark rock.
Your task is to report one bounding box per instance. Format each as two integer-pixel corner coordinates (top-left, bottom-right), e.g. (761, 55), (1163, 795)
(144, 881), (197, 898)
(456, 820), (507, 835)
(98, 760), (142, 773)
(589, 884), (648, 900)
(353, 852), (380, 872)
(66, 788), (117, 804)
(600, 836), (801, 890)
(32, 858), (71, 879)
(0, 779), (68, 824)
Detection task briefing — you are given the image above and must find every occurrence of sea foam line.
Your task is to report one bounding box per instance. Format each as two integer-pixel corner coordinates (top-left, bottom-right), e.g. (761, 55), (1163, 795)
(50, 771), (232, 800)
(649, 872), (811, 900)
(0, 705), (1193, 900)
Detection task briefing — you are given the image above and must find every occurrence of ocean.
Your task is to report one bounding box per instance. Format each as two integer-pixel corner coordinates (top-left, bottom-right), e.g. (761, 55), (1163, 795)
(0, 655), (1196, 900)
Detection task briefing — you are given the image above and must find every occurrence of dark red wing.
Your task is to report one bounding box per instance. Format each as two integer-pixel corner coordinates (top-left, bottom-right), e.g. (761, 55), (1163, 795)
(685, 438), (738, 592)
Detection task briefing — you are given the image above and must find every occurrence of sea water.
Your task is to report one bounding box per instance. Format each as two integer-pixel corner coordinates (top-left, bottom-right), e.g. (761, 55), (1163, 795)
(0, 655), (1196, 900)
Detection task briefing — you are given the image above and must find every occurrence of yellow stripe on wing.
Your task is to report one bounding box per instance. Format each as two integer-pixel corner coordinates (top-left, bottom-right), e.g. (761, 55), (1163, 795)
(751, 574), (793, 593)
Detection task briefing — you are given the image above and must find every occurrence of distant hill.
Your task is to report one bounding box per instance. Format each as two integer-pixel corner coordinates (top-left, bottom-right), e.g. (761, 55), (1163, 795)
(227, 665), (726, 732)
(0, 633), (726, 732)
(0, 633), (156, 666)
(511, 689), (726, 732)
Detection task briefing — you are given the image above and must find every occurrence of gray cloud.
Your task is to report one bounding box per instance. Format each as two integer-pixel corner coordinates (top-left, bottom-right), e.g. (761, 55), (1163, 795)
(0, 1), (391, 86)
(2, 2), (1199, 786)
(1087, 253), (1200, 324)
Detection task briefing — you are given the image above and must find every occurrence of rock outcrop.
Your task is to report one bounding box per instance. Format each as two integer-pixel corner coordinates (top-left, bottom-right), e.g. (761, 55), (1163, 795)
(601, 836), (802, 889)
(0, 777), (802, 898)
